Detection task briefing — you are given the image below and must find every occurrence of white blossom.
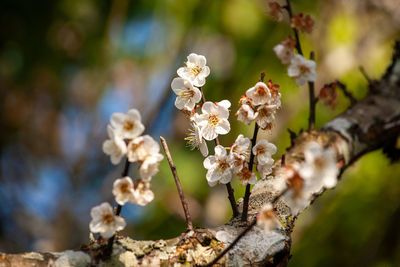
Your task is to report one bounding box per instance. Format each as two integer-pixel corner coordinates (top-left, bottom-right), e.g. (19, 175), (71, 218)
(112, 177), (135, 206)
(89, 202), (126, 239)
(194, 101), (231, 141)
(139, 153), (164, 181)
(236, 104), (258, 125)
(132, 180), (154, 206)
(253, 139), (277, 164)
(171, 77), (202, 110)
(287, 54), (317, 86)
(257, 203), (281, 233)
(110, 109), (145, 140)
(246, 82), (272, 106)
(237, 166), (257, 186)
(273, 37), (296, 65)
(257, 158), (274, 178)
(300, 142), (338, 191)
(127, 135), (161, 163)
(102, 126), (127, 165)
(229, 134), (251, 172)
(184, 121), (209, 157)
(177, 53), (210, 87)
(281, 163), (313, 216)
(203, 145), (233, 186)
(255, 104), (277, 130)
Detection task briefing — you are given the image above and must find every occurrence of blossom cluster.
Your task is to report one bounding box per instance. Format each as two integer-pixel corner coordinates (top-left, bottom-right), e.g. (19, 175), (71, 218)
(89, 109), (163, 239)
(274, 37), (317, 86)
(236, 80), (282, 130)
(257, 142), (339, 233)
(203, 129), (277, 187)
(282, 141), (338, 215)
(269, 1), (317, 87)
(171, 53), (231, 157)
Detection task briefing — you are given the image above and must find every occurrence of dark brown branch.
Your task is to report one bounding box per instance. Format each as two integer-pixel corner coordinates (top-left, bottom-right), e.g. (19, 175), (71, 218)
(105, 158), (131, 257)
(241, 123), (259, 222)
(284, 0), (303, 56)
(242, 71), (265, 222)
(359, 66), (372, 83)
(308, 51), (316, 131)
(160, 136), (193, 230)
(336, 80), (357, 105)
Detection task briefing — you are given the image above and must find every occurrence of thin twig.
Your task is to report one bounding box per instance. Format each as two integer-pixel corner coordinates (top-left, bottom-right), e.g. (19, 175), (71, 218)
(160, 136), (193, 230)
(226, 183), (239, 217)
(359, 66), (371, 83)
(284, 0), (303, 55)
(105, 158), (131, 257)
(241, 123), (259, 222)
(308, 51), (316, 131)
(200, 87), (206, 104)
(208, 188), (289, 266)
(336, 80), (357, 105)
(242, 72), (265, 222)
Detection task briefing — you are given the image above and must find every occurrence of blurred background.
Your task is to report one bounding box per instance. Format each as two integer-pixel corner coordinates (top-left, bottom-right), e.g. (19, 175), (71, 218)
(1, 0), (400, 266)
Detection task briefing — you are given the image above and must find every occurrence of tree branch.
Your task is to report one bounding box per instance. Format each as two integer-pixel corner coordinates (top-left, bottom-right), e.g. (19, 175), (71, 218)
(3, 42), (400, 267)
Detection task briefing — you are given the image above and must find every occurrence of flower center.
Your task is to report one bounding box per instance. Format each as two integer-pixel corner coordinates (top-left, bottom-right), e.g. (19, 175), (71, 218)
(314, 156), (326, 170)
(120, 182), (130, 193)
(258, 106), (272, 117)
(103, 214), (114, 225)
(256, 86), (267, 96)
(239, 167), (252, 180)
(184, 125), (200, 150)
(300, 65), (310, 74)
(256, 146), (265, 155)
(123, 120), (135, 131)
(208, 114), (220, 127)
(217, 160), (229, 171)
(287, 173), (304, 197)
(186, 62), (201, 76)
(177, 88), (195, 99)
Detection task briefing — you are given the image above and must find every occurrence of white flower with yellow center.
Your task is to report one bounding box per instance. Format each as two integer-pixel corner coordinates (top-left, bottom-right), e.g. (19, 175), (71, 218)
(184, 120), (209, 157)
(171, 77), (202, 110)
(177, 53), (210, 87)
(102, 126), (127, 165)
(246, 82), (272, 106)
(236, 104), (258, 125)
(112, 176), (135, 206)
(257, 203), (281, 234)
(110, 109), (145, 140)
(195, 100), (231, 141)
(132, 180), (154, 206)
(127, 135), (161, 163)
(287, 54), (317, 86)
(203, 145), (233, 187)
(300, 142), (338, 192)
(89, 202), (126, 239)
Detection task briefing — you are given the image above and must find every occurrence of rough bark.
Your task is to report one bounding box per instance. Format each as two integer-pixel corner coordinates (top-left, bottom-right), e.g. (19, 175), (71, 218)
(1, 42), (400, 267)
